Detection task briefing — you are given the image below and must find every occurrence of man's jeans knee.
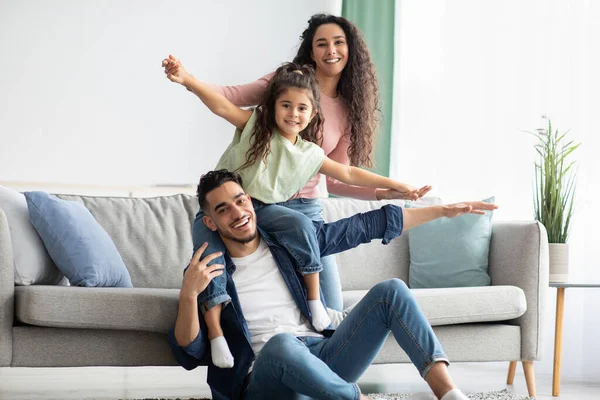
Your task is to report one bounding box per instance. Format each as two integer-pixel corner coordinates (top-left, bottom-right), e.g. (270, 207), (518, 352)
(315, 279), (448, 381)
(246, 334), (360, 400)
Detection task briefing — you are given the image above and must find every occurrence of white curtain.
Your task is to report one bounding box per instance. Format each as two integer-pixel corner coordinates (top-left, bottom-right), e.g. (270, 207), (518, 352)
(390, 0), (600, 381)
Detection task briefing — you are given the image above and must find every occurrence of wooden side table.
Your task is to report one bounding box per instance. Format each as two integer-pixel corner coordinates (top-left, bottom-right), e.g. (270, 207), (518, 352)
(548, 281), (599, 397)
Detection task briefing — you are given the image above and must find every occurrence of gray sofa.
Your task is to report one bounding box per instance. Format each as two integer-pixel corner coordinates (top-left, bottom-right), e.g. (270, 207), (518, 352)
(0, 194), (548, 397)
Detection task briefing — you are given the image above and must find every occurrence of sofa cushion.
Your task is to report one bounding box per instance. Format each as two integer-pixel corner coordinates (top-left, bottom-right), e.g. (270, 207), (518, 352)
(406, 197), (495, 288)
(55, 194), (198, 289)
(0, 186), (68, 286)
(15, 284), (526, 334)
(15, 286), (179, 334)
(342, 285), (526, 326)
(25, 192), (133, 288)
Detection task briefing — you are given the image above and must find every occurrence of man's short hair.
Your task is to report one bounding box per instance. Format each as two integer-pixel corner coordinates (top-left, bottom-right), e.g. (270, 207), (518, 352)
(197, 169), (244, 211)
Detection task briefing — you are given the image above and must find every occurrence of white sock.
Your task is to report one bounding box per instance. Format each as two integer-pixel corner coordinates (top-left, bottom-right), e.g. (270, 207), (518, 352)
(210, 336), (234, 368)
(326, 301), (358, 329)
(308, 299), (332, 331)
(326, 307), (345, 329)
(441, 388), (469, 400)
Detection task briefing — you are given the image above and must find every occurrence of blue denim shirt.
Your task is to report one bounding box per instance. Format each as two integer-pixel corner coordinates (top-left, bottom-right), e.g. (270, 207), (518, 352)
(168, 205), (404, 400)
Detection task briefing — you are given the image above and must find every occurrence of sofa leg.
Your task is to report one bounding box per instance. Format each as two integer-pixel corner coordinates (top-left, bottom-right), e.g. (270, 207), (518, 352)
(507, 361), (517, 384)
(522, 361), (536, 398)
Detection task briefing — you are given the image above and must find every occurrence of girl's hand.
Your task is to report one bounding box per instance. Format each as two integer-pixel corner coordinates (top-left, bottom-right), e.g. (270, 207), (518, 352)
(376, 184), (432, 201)
(161, 54), (191, 86)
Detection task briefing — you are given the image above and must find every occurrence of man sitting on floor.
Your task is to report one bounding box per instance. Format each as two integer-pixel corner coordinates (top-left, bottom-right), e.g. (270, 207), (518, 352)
(169, 169), (497, 400)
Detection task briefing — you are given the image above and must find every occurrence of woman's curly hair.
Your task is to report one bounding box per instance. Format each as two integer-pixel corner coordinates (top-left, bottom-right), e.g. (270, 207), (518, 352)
(239, 62), (324, 171)
(293, 14), (381, 168)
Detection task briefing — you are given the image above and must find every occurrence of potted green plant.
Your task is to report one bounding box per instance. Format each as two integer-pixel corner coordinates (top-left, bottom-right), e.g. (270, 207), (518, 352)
(530, 116), (580, 282)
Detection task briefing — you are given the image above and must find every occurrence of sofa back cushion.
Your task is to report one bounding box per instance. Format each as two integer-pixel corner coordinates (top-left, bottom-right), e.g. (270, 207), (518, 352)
(56, 194), (198, 289)
(0, 186), (68, 286)
(48, 195), (405, 290)
(320, 198), (409, 290)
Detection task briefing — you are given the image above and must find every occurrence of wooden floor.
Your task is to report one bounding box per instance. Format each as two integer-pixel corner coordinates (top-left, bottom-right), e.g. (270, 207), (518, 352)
(1, 362), (598, 399)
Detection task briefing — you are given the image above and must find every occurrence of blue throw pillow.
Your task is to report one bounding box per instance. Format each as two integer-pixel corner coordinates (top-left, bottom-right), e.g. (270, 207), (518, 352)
(24, 191), (133, 287)
(406, 197), (495, 289)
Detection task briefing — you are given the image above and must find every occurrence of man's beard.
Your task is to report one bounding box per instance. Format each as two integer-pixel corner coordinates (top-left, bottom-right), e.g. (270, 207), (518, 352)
(217, 227), (258, 244)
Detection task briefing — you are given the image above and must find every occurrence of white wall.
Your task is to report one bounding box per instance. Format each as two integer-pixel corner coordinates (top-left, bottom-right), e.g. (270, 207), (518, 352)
(0, 0), (341, 186)
(392, 0), (600, 381)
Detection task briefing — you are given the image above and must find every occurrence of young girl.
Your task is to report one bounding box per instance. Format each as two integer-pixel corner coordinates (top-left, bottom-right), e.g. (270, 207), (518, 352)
(162, 56), (431, 368)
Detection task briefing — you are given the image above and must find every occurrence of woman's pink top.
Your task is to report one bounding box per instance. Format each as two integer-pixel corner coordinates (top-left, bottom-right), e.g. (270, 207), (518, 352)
(210, 74), (377, 200)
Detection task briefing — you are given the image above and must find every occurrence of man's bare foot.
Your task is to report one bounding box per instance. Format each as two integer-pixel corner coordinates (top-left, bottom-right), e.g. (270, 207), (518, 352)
(360, 395), (371, 400)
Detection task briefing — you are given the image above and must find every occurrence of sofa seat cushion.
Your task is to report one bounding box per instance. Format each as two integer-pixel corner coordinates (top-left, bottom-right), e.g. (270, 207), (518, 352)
(342, 285), (526, 326)
(15, 286), (179, 334)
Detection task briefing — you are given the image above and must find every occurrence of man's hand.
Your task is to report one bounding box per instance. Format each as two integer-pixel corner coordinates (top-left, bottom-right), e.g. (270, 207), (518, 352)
(402, 201), (498, 231)
(180, 242), (224, 299)
(376, 184), (432, 201)
(442, 201), (498, 218)
(161, 54), (191, 86)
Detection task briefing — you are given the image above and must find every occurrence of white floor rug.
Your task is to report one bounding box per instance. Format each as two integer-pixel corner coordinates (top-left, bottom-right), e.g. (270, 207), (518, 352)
(369, 389), (531, 400)
(134, 390), (532, 400)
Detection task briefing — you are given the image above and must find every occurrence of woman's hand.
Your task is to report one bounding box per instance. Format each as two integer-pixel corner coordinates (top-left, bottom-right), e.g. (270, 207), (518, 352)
(161, 54), (191, 86)
(376, 184), (432, 201)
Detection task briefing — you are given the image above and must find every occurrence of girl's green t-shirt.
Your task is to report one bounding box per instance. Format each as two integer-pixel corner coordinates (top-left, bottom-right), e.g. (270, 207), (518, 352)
(215, 110), (325, 203)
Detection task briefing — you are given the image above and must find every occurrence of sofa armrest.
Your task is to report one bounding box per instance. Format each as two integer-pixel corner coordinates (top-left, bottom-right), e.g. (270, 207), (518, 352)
(0, 208), (14, 366)
(488, 221), (549, 361)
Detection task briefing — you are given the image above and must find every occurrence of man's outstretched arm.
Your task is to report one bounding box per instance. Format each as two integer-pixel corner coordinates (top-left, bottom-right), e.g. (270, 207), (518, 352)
(169, 244), (225, 369)
(403, 201), (497, 230)
(316, 201), (498, 258)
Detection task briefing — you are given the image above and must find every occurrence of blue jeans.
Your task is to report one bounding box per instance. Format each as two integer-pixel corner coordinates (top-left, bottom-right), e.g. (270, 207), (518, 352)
(274, 198), (343, 311)
(243, 279), (448, 400)
(194, 199), (325, 311)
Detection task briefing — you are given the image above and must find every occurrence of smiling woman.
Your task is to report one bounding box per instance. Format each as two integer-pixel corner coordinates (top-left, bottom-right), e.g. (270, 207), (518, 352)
(293, 14), (381, 174)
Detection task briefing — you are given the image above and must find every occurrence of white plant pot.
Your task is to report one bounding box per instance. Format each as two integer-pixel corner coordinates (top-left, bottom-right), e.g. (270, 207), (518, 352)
(549, 243), (569, 283)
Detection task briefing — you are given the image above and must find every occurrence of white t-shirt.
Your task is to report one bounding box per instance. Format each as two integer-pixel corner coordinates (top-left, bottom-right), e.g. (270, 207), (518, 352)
(231, 238), (323, 355)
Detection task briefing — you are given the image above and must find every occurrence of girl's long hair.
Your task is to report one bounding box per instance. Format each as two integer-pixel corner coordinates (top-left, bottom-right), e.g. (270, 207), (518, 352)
(239, 63), (324, 171)
(293, 13), (381, 168)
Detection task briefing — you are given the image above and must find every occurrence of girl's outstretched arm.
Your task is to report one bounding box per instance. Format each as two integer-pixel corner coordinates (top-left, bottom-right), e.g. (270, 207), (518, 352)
(162, 54), (252, 130)
(318, 157), (431, 201)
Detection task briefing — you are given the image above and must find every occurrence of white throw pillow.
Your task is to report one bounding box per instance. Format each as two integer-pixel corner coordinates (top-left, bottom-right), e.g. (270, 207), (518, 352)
(0, 185), (68, 285)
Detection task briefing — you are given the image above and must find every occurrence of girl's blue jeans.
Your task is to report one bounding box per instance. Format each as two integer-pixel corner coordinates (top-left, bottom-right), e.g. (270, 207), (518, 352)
(275, 198), (343, 311)
(193, 198), (343, 311)
(243, 279), (449, 400)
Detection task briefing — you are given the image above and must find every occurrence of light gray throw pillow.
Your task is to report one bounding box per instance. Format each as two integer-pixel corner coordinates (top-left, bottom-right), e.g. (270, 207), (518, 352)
(0, 185), (68, 285)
